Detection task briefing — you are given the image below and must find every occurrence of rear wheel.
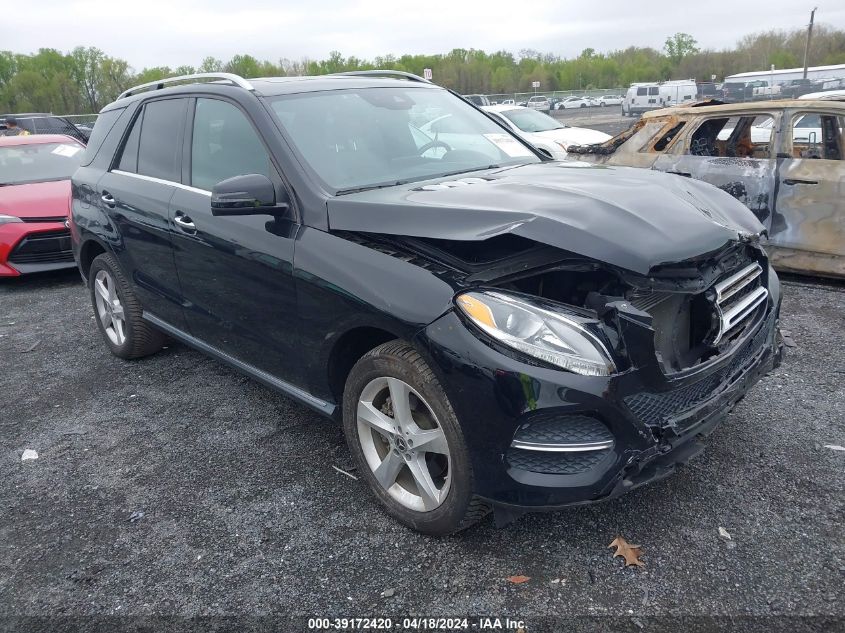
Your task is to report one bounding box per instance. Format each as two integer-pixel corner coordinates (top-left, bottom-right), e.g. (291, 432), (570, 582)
(89, 253), (165, 359)
(342, 340), (489, 535)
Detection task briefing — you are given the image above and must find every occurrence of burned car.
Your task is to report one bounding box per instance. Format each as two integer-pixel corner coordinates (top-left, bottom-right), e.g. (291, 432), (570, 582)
(568, 100), (845, 278)
(71, 72), (782, 535)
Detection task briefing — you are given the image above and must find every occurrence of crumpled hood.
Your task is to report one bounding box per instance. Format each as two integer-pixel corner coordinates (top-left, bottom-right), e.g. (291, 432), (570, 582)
(328, 162), (766, 275)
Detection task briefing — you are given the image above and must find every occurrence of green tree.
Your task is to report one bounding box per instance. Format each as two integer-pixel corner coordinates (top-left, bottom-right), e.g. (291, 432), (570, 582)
(198, 57), (223, 73)
(664, 33), (700, 65)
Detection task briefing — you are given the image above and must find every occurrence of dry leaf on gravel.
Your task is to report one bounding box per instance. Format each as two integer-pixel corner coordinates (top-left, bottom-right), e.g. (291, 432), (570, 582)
(506, 575), (531, 584)
(609, 536), (645, 568)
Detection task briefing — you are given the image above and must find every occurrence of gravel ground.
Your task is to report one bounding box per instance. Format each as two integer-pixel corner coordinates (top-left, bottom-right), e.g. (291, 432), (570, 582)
(1, 268), (843, 631)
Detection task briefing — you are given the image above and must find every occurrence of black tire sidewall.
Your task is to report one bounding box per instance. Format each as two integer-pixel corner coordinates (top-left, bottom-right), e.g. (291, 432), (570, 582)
(88, 254), (136, 359)
(342, 345), (475, 536)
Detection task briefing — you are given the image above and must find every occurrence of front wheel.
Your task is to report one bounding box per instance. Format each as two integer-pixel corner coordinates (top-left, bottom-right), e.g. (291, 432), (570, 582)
(342, 341), (489, 535)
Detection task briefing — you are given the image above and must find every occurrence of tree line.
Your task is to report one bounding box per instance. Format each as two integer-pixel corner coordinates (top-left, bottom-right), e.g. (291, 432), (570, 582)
(2, 25), (844, 115)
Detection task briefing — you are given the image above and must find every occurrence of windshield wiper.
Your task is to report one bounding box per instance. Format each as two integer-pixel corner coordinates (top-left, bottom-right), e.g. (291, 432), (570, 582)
(431, 165), (503, 179)
(335, 165), (505, 195)
(336, 181), (408, 195)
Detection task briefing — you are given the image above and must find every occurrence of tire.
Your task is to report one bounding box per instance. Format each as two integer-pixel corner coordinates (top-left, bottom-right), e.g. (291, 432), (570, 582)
(342, 340), (490, 535)
(88, 252), (165, 359)
(580, 103), (586, 108)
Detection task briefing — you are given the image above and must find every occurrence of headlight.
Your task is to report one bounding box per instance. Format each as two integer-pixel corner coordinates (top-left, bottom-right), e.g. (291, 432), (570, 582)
(0, 214), (23, 225)
(456, 291), (616, 376)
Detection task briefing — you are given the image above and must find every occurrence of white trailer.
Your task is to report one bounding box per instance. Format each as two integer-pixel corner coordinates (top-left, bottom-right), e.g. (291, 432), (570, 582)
(724, 64), (845, 86)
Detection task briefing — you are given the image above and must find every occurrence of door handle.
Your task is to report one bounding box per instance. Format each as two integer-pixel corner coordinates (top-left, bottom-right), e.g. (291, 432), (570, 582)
(783, 178), (818, 186)
(174, 212), (196, 232)
(101, 192), (116, 208)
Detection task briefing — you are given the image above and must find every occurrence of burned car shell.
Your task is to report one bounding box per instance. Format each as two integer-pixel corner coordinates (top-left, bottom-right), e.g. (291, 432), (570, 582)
(567, 100), (845, 279)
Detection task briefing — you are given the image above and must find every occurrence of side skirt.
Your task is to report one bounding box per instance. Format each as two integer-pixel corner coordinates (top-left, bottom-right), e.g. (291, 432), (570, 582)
(143, 312), (337, 418)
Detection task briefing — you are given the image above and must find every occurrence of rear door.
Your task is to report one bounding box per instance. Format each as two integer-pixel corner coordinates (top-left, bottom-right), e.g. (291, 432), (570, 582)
(169, 96), (302, 382)
(770, 109), (845, 277)
(97, 97), (189, 328)
(652, 112), (779, 226)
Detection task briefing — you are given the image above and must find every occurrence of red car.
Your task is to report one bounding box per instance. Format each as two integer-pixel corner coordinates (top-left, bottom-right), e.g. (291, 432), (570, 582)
(0, 134), (85, 276)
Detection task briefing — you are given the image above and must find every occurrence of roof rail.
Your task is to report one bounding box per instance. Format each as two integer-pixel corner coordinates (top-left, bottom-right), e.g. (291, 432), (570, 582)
(118, 73), (254, 100)
(328, 70), (431, 84)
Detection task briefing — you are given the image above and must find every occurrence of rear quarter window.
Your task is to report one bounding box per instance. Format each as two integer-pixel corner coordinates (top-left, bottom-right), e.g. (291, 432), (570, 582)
(79, 107), (125, 167)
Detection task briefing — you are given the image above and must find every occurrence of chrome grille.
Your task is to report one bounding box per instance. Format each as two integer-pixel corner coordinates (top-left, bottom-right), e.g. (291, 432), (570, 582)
(711, 263), (767, 345)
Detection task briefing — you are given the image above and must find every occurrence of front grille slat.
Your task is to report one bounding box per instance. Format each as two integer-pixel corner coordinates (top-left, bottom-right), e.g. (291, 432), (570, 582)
(8, 229), (73, 265)
(21, 216), (67, 223)
(714, 262), (762, 303)
(713, 262), (767, 345)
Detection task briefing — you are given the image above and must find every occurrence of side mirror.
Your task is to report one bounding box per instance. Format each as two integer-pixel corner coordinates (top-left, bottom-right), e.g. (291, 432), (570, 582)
(211, 174), (289, 217)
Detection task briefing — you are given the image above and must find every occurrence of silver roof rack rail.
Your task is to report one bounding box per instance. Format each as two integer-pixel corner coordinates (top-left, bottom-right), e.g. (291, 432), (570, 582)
(118, 73), (254, 100)
(328, 70), (431, 84)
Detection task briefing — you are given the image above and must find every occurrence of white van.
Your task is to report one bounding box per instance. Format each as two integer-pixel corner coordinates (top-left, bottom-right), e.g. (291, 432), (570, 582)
(623, 83), (660, 116)
(659, 80), (697, 106)
(623, 80), (697, 116)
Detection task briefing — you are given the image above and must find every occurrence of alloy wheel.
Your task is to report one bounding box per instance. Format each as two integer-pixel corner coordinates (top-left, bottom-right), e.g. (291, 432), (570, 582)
(356, 376), (451, 512)
(94, 269), (126, 346)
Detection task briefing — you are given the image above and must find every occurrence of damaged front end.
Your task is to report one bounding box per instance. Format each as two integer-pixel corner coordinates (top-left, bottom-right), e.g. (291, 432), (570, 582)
(354, 230), (784, 518)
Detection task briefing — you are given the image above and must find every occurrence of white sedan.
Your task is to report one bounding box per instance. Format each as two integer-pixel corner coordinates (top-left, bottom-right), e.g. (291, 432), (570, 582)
(482, 105), (611, 159)
(556, 97), (591, 110)
(597, 95), (623, 106)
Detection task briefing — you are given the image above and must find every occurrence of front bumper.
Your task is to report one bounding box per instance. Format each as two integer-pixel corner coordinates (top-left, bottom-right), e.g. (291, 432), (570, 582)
(0, 221), (75, 276)
(418, 293), (782, 510)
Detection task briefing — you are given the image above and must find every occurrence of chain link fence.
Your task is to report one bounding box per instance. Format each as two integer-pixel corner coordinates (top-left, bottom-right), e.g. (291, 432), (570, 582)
(483, 89), (624, 104)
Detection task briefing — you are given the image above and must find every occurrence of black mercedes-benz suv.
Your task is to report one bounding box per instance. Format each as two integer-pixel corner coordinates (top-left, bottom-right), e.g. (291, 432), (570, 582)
(70, 71), (783, 535)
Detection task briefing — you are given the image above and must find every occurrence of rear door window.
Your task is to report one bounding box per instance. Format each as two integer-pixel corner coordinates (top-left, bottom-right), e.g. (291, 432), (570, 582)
(136, 99), (187, 182)
(790, 113), (844, 159)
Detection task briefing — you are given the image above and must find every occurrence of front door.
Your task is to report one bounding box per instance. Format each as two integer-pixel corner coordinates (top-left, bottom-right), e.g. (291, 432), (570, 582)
(653, 112), (778, 227)
(770, 110), (845, 277)
(169, 97), (302, 383)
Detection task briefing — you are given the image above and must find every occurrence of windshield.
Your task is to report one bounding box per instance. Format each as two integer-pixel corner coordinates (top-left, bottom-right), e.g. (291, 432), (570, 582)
(501, 108), (564, 133)
(0, 141), (83, 185)
(267, 87), (539, 193)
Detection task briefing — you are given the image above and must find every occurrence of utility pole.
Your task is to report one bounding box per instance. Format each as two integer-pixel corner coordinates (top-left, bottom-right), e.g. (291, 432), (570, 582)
(802, 7), (817, 80)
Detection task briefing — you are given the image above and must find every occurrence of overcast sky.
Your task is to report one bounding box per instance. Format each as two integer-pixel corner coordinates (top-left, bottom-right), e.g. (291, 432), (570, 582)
(3, 1), (844, 70)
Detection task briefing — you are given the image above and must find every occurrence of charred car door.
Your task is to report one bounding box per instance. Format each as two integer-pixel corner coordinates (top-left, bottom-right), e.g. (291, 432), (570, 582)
(652, 113), (778, 227)
(769, 109), (845, 277)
